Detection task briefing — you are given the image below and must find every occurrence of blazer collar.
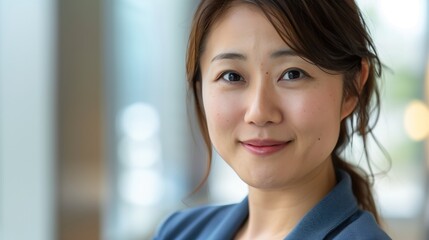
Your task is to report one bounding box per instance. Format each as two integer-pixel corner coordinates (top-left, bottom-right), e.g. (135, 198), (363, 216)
(285, 169), (359, 239)
(209, 196), (249, 240)
(209, 169), (359, 240)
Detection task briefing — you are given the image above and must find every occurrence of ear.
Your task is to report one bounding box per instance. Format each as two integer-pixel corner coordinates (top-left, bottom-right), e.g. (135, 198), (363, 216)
(340, 59), (369, 120)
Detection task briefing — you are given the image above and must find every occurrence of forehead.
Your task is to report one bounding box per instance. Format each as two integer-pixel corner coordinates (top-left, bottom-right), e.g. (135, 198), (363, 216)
(210, 3), (270, 32)
(202, 3), (289, 56)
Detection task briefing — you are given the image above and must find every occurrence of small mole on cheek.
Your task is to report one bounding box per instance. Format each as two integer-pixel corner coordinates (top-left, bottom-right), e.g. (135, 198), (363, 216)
(265, 72), (269, 75)
(318, 138), (321, 141)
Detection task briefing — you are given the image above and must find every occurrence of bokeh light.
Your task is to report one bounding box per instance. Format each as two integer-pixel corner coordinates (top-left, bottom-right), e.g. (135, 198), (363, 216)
(118, 138), (161, 168)
(120, 169), (163, 206)
(404, 100), (429, 141)
(119, 102), (160, 141)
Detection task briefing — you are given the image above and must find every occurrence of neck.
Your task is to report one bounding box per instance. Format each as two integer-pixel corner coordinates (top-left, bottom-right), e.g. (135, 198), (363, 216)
(236, 161), (336, 239)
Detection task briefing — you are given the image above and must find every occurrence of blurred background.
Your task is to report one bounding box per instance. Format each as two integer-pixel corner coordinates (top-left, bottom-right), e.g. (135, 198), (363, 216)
(0, 0), (428, 239)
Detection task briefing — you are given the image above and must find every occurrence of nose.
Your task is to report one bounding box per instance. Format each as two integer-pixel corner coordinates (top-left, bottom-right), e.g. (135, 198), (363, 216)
(244, 80), (282, 127)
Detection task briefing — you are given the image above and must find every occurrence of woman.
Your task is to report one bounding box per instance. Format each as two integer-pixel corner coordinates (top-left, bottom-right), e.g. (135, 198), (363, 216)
(155, 0), (391, 239)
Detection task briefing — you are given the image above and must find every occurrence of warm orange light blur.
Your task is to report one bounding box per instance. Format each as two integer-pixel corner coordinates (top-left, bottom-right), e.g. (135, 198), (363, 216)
(404, 100), (429, 141)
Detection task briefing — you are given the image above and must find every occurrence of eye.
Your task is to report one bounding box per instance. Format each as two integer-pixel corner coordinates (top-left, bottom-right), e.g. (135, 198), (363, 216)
(220, 71), (244, 82)
(281, 69), (307, 81)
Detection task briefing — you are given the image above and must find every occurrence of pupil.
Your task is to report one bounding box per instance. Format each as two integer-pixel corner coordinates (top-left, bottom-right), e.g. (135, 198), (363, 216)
(288, 71), (299, 79)
(229, 73), (239, 81)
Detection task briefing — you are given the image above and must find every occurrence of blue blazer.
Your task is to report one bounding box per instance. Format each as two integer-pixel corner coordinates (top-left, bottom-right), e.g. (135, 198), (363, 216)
(154, 170), (391, 239)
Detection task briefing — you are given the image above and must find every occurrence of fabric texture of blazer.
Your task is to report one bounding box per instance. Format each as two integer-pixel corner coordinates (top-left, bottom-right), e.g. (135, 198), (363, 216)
(154, 169), (391, 240)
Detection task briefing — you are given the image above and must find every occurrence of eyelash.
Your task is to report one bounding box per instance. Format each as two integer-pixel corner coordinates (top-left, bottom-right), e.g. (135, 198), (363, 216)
(280, 68), (310, 81)
(218, 71), (244, 83)
(217, 68), (310, 83)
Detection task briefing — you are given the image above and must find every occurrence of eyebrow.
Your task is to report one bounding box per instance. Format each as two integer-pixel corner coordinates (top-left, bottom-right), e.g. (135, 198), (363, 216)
(210, 49), (299, 63)
(270, 49), (299, 58)
(211, 52), (246, 62)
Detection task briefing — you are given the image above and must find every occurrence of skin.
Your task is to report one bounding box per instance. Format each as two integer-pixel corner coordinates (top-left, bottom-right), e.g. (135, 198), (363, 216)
(199, 3), (367, 239)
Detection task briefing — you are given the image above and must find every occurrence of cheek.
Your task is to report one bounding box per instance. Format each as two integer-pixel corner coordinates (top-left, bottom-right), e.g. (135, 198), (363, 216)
(202, 88), (241, 140)
(290, 90), (343, 139)
(305, 93), (341, 120)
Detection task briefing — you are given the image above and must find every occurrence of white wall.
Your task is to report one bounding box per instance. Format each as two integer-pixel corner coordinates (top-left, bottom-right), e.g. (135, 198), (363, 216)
(0, 1), (55, 240)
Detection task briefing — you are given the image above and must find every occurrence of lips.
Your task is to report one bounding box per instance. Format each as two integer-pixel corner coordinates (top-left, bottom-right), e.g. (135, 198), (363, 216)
(240, 139), (290, 156)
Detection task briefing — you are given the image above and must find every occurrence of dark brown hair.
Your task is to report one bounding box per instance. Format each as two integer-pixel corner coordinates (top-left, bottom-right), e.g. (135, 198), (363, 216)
(187, 0), (384, 222)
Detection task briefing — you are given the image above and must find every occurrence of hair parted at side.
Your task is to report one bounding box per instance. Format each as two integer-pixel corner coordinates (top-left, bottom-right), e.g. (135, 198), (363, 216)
(186, 0), (385, 222)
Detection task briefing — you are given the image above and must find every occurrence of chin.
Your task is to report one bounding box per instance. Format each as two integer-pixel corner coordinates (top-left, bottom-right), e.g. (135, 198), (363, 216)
(240, 170), (292, 190)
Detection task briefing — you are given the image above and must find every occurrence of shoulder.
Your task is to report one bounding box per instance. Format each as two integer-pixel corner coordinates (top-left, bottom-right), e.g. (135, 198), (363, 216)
(153, 204), (236, 240)
(332, 210), (391, 240)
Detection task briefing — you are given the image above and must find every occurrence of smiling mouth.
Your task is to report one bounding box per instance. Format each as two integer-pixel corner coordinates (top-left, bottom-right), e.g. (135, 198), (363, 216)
(240, 139), (292, 156)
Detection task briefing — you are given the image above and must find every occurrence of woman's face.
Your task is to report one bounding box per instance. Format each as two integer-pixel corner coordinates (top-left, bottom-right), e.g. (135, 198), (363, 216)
(200, 4), (355, 189)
